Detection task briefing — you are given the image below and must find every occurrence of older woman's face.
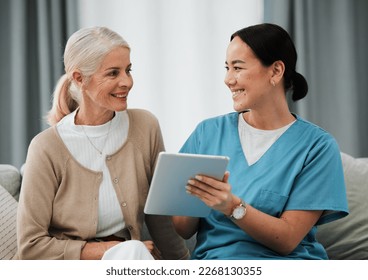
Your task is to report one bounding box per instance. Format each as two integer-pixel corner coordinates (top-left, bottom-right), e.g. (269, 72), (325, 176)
(81, 46), (133, 116)
(224, 36), (273, 112)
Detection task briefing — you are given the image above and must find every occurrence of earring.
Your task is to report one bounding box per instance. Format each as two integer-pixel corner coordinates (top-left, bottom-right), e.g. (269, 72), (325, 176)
(270, 80), (276, 87)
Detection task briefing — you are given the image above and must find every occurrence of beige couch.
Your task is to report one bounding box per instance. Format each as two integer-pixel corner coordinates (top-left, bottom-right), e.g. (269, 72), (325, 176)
(1, 152), (367, 259)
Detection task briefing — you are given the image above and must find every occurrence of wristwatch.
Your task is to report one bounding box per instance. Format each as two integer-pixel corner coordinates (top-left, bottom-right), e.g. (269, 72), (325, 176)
(230, 200), (247, 221)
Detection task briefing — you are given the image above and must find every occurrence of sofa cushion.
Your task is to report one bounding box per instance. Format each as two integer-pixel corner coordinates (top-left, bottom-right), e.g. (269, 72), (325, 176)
(0, 184), (18, 259)
(316, 152), (368, 259)
(0, 164), (21, 201)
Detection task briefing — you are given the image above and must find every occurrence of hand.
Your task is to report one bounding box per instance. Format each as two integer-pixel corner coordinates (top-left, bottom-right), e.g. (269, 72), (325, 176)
(143, 240), (162, 259)
(81, 240), (121, 260)
(186, 171), (236, 215)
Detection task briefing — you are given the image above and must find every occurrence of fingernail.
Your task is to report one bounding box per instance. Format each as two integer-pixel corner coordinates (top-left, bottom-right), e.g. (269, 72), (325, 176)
(188, 179), (195, 185)
(195, 175), (202, 180)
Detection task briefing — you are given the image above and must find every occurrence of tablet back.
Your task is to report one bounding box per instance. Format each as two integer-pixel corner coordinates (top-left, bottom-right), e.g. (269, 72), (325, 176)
(144, 152), (229, 217)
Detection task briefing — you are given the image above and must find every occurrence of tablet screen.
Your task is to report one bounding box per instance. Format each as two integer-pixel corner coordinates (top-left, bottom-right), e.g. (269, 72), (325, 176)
(144, 152), (229, 217)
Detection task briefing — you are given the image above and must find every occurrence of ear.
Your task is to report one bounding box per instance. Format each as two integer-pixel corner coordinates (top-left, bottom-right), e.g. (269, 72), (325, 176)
(72, 71), (84, 87)
(271, 60), (285, 83)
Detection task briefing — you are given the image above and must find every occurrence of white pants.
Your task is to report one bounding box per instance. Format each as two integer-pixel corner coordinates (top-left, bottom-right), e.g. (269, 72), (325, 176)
(102, 240), (154, 260)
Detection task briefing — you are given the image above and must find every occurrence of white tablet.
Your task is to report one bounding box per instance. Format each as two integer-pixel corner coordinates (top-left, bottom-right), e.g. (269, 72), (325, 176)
(144, 152), (230, 217)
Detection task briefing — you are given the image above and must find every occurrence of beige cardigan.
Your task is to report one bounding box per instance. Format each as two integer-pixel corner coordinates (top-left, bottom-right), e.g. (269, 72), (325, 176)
(16, 109), (189, 260)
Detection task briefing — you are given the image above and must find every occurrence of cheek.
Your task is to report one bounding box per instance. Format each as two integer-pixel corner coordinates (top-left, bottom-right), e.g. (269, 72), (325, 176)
(237, 72), (252, 85)
(86, 84), (108, 100)
(97, 81), (115, 95)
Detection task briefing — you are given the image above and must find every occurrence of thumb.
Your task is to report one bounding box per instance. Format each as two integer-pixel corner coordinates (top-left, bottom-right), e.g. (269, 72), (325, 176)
(223, 171), (230, 183)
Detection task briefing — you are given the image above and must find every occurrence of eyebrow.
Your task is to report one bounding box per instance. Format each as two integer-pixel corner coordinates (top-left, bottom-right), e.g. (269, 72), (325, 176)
(225, 60), (246, 65)
(105, 63), (132, 71)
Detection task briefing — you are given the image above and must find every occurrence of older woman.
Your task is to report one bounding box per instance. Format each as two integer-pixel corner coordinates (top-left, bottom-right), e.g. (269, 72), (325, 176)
(16, 26), (189, 260)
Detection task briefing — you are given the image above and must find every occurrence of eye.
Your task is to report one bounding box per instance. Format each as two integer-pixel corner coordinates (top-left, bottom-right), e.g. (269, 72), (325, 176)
(224, 66), (229, 71)
(108, 69), (120, 77)
(126, 67), (132, 75)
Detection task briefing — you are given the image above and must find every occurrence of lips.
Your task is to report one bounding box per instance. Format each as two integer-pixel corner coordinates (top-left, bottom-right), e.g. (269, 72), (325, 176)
(111, 93), (128, 98)
(231, 89), (245, 98)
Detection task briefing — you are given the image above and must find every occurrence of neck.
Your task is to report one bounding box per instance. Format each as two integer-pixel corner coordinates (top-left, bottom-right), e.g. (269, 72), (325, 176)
(242, 88), (296, 130)
(75, 108), (115, 126)
(243, 110), (295, 130)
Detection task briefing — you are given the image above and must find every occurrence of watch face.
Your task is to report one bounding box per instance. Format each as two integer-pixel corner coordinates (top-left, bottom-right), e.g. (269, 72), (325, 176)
(233, 206), (246, 219)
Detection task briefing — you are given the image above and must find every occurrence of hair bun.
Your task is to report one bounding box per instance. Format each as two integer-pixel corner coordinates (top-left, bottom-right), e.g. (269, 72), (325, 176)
(291, 72), (308, 101)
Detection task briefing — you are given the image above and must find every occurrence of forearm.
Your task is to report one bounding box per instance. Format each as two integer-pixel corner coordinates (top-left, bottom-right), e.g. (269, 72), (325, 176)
(80, 241), (120, 260)
(231, 203), (322, 255)
(146, 215), (190, 259)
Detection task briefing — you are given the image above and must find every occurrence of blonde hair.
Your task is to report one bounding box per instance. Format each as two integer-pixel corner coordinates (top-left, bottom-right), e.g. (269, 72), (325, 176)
(46, 27), (130, 125)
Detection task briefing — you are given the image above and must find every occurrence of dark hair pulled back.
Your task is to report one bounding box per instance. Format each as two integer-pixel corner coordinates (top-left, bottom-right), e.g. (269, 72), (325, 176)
(231, 23), (308, 101)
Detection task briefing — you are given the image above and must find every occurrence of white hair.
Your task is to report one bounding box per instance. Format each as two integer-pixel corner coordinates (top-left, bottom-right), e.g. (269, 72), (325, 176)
(47, 27), (130, 125)
(64, 26), (130, 102)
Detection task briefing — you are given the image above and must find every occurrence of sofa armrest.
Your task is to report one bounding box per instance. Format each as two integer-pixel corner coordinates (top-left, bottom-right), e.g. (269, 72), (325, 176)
(0, 184), (18, 259)
(0, 165), (21, 201)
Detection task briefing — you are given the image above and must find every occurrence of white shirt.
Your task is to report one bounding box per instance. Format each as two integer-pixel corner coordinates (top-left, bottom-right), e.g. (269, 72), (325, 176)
(238, 114), (295, 166)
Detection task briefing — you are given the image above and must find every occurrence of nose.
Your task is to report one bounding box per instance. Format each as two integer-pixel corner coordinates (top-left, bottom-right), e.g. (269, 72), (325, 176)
(224, 70), (236, 87)
(119, 72), (133, 88)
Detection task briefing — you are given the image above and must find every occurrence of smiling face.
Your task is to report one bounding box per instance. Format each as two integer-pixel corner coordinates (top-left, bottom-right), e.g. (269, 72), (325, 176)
(224, 36), (274, 113)
(76, 46), (133, 123)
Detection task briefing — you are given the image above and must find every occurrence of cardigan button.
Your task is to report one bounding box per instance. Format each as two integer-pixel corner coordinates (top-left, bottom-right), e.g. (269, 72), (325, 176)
(121, 202), (127, 207)
(106, 156), (112, 161)
(113, 178), (119, 184)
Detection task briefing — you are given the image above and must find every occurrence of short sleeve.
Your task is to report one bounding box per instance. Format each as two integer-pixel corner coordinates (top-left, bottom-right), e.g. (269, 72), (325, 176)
(285, 136), (349, 225)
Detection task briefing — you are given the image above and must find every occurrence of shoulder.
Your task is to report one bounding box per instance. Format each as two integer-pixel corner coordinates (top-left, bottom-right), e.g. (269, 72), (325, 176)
(27, 126), (68, 160)
(126, 109), (163, 144)
(29, 127), (59, 148)
(294, 115), (336, 142)
(24, 127), (70, 178)
(195, 112), (238, 130)
(179, 112), (237, 153)
(127, 109), (160, 127)
(293, 115), (341, 159)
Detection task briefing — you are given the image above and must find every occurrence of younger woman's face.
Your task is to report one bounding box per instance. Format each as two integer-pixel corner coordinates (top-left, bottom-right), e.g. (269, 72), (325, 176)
(224, 36), (274, 112)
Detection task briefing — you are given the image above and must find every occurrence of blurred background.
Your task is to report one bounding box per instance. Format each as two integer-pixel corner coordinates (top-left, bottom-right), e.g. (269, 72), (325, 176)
(1, 0), (367, 169)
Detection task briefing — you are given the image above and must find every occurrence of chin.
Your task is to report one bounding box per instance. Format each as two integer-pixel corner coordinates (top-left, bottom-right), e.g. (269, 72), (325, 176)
(233, 104), (247, 113)
(114, 104), (128, 112)
(116, 108), (127, 112)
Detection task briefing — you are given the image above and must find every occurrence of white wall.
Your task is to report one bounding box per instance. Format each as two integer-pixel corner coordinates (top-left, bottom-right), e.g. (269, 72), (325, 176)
(79, 0), (263, 152)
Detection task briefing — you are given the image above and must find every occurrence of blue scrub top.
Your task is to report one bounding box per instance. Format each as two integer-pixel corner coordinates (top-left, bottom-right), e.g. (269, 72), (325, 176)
(180, 112), (349, 259)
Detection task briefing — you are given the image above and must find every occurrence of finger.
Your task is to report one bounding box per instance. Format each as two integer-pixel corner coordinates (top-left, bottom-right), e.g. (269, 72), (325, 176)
(143, 240), (154, 252)
(186, 179), (221, 197)
(143, 241), (161, 259)
(186, 176), (233, 210)
(152, 245), (162, 260)
(194, 174), (229, 191)
(188, 176), (230, 195)
(223, 171), (230, 183)
(186, 182), (227, 207)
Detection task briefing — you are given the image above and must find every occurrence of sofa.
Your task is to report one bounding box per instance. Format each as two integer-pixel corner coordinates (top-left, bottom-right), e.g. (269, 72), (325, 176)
(1, 152), (367, 260)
